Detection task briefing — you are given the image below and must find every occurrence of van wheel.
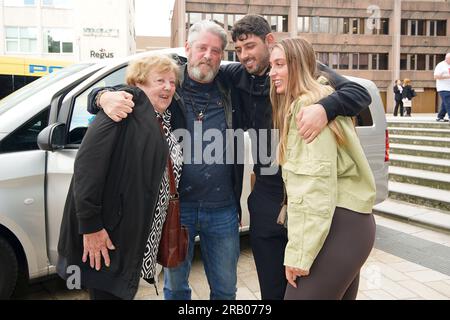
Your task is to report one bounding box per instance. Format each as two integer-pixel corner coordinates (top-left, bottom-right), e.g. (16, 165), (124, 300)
(0, 237), (18, 299)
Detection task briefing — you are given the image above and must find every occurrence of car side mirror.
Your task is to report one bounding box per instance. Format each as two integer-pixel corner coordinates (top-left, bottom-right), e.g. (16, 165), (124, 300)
(37, 122), (66, 151)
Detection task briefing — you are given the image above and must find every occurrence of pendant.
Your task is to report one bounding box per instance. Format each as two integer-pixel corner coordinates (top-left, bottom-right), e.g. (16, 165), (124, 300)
(197, 112), (204, 122)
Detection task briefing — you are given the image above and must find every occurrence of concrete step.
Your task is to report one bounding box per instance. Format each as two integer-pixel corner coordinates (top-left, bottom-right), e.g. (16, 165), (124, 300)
(389, 135), (450, 148)
(389, 154), (450, 174)
(387, 120), (450, 130)
(389, 166), (450, 190)
(373, 199), (450, 233)
(390, 143), (450, 160)
(388, 127), (450, 138)
(388, 181), (450, 212)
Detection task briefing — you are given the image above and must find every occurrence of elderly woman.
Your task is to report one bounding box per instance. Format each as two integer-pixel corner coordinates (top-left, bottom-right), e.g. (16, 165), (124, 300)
(56, 54), (182, 300)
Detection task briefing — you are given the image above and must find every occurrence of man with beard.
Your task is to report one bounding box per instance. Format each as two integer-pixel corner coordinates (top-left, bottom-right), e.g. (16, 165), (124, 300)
(87, 20), (241, 300)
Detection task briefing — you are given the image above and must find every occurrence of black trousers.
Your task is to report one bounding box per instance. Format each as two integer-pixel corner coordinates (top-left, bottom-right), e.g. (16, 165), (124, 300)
(247, 182), (288, 300)
(393, 99), (403, 116)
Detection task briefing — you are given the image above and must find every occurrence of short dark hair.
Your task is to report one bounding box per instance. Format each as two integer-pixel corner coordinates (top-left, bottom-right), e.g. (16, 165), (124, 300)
(231, 14), (271, 42)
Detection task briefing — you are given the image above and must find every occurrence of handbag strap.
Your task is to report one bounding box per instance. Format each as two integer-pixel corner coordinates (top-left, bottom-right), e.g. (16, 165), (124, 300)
(157, 117), (178, 200)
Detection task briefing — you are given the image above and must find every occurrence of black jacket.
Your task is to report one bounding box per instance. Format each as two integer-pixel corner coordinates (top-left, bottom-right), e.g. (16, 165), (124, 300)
(57, 86), (168, 300)
(402, 85), (415, 100)
(393, 85), (403, 102)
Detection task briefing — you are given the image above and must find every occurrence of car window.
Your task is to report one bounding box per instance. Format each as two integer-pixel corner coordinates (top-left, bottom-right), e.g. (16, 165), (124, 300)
(68, 66), (127, 145)
(0, 63), (94, 117)
(0, 107), (50, 153)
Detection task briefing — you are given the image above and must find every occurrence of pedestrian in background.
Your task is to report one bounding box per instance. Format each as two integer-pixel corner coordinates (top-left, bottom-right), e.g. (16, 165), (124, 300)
(434, 53), (450, 122)
(393, 79), (404, 117)
(402, 78), (415, 117)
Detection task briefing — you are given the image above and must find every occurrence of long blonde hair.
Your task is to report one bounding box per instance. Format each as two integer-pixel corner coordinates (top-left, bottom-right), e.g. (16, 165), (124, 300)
(270, 37), (345, 165)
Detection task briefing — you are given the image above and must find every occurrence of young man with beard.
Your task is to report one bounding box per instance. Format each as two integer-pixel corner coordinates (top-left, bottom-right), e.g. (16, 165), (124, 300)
(87, 20), (242, 300)
(220, 14), (372, 300)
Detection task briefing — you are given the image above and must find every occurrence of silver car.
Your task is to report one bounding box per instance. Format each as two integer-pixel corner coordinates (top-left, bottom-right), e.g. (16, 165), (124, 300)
(0, 49), (388, 299)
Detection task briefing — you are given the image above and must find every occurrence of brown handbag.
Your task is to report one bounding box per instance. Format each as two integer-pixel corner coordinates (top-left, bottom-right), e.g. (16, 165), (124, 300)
(157, 120), (189, 268)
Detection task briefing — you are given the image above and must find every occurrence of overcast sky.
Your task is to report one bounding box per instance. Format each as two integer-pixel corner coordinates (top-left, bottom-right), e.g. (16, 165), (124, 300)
(135, 0), (175, 37)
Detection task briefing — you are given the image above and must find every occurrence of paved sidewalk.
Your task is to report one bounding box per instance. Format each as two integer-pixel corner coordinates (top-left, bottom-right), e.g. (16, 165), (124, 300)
(15, 215), (450, 300)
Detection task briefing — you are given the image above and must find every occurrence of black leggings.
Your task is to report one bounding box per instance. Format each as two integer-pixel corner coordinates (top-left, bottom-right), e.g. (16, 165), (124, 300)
(284, 207), (375, 300)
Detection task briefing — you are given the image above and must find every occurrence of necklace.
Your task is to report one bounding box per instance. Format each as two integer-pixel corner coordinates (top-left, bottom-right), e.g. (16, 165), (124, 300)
(186, 91), (211, 122)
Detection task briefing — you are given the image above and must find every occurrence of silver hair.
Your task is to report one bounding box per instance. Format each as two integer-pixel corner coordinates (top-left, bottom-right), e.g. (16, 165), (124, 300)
(187, 20), (227, 50)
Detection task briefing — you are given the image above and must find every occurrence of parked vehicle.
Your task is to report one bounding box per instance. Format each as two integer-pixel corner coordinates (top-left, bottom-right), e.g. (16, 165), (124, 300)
(0, 49), (388, 299)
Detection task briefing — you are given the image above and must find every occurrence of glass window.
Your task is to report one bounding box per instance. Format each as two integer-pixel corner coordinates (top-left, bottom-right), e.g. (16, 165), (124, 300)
(68, 67), (127, 144)
(410, 54), (417, 70)
(42, 0), (72, 8)
(359, 53), (369, 70)
(400, 54), (407, 70)
(0, 108), (49, 153)
(379, 53), (388, 70)
(428, 55), (435, 71)
(44, 28), (74, 54)
(311, 17), (320, 33)
(352, 53), (358, 70)
(401, 19), (407, 35)
(371, 54), (377, 70)
(303, 17), (310, 33)
(430, 20), (436, 36)
(380, 18), (389, 35)
(410, 20), (417, 36)
(417, 54), (426, 70)
(329, 18), (338, 34)
(339, 53), (349, 69)
(319, 17), (330, 33)
(351, 19), (359, 34)
(5, 26), (37, 53)
(343, 18), (350, 34)
(281, 16), (288, 32)
(4, 0), (36, 6)
(437, 20), (446, 36)
(417, 20), (426, 36)
(298, 17), (304, 33)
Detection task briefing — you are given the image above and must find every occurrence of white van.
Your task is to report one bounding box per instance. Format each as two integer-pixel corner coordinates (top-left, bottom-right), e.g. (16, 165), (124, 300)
(0, 50), (388, 298)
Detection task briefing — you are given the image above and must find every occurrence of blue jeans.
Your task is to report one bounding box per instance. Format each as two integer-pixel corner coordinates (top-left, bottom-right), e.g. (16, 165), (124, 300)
(163, 204), (240, 300)
(437, 91), (450, 119)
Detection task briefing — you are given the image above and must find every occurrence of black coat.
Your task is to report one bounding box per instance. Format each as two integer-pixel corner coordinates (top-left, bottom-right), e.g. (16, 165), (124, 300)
(402, 85), (415, 100)
(57, 86), (168, 300)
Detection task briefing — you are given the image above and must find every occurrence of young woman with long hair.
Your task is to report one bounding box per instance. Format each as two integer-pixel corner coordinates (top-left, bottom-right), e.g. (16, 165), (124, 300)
(269, 37), (376, 300)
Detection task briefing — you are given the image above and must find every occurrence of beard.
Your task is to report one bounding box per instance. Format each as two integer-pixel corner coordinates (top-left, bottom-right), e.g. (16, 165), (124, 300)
(188, 59), (219, 83)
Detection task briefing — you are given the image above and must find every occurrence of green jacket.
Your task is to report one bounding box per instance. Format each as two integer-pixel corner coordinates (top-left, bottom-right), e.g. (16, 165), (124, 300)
(282, 92), (376, 272)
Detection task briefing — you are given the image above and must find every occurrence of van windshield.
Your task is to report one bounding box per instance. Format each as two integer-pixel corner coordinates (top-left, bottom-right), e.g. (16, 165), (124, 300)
(0, 63), (94, 116)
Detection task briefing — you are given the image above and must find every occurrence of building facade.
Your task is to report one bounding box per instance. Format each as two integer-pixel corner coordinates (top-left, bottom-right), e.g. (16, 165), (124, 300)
(0, 0), (136, 62)
(171, 0), (450, 113)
